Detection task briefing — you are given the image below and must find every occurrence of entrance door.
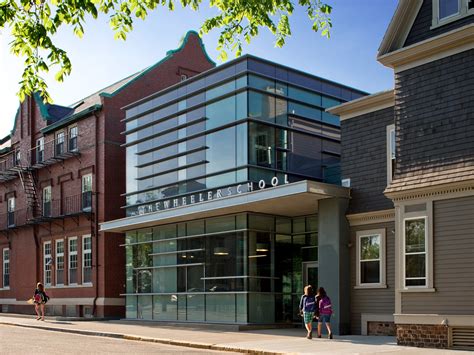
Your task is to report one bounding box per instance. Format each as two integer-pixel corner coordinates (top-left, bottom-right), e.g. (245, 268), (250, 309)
(303, 262), (318, 289)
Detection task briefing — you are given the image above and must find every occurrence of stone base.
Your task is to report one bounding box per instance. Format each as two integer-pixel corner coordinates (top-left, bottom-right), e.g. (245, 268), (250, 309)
(368, 321), (396, 336)
(397, 324), (448, 348)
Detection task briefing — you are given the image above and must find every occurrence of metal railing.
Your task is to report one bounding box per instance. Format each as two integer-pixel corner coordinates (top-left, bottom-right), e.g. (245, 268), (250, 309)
(0, 134), (80, 175)
(0, 192), (94, 230)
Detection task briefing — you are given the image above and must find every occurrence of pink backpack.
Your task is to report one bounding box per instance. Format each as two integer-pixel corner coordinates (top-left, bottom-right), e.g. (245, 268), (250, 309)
(319, 296), (333, 315)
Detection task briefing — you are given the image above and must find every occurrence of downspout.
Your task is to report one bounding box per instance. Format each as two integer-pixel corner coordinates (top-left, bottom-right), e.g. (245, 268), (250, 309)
(92, 110), (100, 317)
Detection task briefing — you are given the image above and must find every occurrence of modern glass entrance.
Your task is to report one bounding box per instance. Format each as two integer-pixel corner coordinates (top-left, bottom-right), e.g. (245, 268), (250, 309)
(124, 212), (318, 324)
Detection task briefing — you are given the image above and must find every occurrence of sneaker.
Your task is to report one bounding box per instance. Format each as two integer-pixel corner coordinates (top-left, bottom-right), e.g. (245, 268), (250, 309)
(308, 331), (312, 339)
(36, 317), (41, 320)
(317, 335), (321, 338)
(328, 333), (333, 339)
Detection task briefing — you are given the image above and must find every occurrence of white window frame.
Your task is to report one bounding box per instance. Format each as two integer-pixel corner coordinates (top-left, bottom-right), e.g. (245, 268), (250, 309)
(7, 197), (15, 213)
(68, 237), (78, 285)
(82, 173), (93, 211)
(82, 235), (92, 285)
(400, 207), (435, 291)
(43, 241), (52, 287)
(432, 0), (473, 28)
(355, 229), (386, 289)
(55, 239), (64, 286)
(36, 137), (44, 162)
(56, 131), (65, 155)
(386, 124), (396, 185)
(3, 248), (10, 289)
(43, 186), (51, 217)
(69, 125), (78, 152)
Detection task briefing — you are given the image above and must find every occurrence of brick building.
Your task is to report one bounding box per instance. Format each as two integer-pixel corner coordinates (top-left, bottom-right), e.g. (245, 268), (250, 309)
(0, 31), (215, 317)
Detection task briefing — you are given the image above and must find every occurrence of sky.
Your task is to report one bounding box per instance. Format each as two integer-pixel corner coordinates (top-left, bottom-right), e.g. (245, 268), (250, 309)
(0, 0), (398, 138)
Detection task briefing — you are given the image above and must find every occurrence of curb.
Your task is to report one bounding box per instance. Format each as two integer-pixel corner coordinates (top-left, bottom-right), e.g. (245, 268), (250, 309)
(0, 321), (285, 355)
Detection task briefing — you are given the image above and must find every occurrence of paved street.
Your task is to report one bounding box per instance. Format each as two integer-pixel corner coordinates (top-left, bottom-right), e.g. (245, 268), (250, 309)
(0, 325), (236, 354)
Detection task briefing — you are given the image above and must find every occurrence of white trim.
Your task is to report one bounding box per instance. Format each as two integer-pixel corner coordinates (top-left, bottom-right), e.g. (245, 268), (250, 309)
(82, 234), (92, 285)
(395, 313), (474, 327)
(55, 239), (64, 286)
(432, 0), (473, 29)
(68, 237), (78, 285)
(361, 313), (394, 335)
(47, 284), (94, 289)
(347, 209), (395, 226)
(43, 241), (52, 287)
(356, 229), (386, 288)
(2, 248), (10, 289)
(42, 185), (51, 217)
(386, 124), (395, 185)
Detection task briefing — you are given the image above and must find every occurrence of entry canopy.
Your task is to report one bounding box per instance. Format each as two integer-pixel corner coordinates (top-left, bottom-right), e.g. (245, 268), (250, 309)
(100, 180), (350, 233)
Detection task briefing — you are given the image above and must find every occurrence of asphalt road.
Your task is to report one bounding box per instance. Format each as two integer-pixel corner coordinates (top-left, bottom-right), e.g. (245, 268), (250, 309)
(0, 325), (237, 354)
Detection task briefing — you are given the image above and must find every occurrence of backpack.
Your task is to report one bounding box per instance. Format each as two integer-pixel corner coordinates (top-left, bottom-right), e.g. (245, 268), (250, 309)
(319, 296), (333, 315)
(302, 295), (316, 313)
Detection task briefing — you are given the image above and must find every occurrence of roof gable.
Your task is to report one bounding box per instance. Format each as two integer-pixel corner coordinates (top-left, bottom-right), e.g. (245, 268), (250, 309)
(378, 0), (423, 57)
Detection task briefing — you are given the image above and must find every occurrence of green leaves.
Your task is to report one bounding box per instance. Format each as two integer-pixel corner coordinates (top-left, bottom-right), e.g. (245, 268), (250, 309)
(1, 0), (332, 103)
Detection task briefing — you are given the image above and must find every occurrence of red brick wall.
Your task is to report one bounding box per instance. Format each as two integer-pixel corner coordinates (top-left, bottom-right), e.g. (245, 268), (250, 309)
(397, 324), (449, 348)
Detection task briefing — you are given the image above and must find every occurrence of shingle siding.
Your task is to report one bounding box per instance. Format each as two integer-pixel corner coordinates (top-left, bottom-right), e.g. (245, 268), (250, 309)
(404, 0), (474, 47)
(401, 196), (474, 314)
(395, 49), (474, 179)
(341, 108), (394, 214)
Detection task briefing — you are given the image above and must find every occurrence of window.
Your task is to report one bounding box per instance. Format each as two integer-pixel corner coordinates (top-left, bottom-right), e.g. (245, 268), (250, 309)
(386, 124), (396, 184)
(69, 126), (78, 152)
(56, 240), (64, 285)
(69, 237), (78, 284)
(432, 0), (473, 27)
(82, 174), (92, 211)
(56, 131), (65, 156)
(7, 197), (15, 227)
(439, 0), (460, 19)
(356, 229), (386, 287)
(404, 217), (428, 287)
(14, 150), (21, 166)
(36, 137), (44, 163)
(82, 235), (92, 284)
(3, 248), (9, 288)
(43, 186), (51, 217)
(44, 241), (52, 286)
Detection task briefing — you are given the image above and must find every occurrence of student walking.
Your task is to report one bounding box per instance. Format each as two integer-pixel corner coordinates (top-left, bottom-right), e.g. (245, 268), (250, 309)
(299, 285), (316, 339)
(33, 282), (49, 321)
(316, 287), (333, 339)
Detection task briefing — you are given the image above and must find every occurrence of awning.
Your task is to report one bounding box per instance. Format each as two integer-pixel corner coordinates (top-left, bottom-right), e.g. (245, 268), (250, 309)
(100, 180), (350, 233)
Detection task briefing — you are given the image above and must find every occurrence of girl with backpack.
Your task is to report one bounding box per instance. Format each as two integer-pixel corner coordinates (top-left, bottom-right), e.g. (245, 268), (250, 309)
(316, 287), (333, 339)
(33, 282), (49, 321)
(299, 285), (316, 339)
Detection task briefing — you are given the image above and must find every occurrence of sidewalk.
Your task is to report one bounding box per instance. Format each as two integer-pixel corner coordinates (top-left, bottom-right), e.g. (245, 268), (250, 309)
(0, 314), (468, 354)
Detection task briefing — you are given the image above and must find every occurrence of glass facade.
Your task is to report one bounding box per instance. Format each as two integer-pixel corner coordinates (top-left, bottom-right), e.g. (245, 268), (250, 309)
(125, 213), (318, 323)
(124, 57), (364, 216)
(121, 56), (365, 323)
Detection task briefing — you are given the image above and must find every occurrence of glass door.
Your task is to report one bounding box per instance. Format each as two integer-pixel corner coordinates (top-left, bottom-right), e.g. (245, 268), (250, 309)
(303, 262), (318, 289)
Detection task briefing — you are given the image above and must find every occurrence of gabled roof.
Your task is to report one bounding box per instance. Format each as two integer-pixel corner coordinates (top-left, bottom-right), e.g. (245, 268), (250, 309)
(378, 0), (423, 58)
(8, 30), (215, 137)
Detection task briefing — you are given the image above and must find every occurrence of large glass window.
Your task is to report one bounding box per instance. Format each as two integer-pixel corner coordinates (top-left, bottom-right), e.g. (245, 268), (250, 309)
(357, 232), (385, 286)
(249, 122), (274, 168)
(288, 86), (322, 106)
(404, 218), (427, 287)
(206, 126), (236, 174)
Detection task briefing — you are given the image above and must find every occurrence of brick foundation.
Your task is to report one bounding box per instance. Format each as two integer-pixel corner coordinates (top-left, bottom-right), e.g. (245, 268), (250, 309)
(368, 321), (396, 336)
(397, 324), (448, 348)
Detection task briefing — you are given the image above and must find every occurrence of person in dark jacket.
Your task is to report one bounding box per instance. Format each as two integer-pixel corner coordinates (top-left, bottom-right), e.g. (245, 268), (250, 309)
(33, 282), (49, 321)
(316, 287), (333, 339)
(299, 285), (316, 339)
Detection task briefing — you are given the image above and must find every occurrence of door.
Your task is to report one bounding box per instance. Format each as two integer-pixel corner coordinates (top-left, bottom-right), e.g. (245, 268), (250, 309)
(303, 262), (318, 289)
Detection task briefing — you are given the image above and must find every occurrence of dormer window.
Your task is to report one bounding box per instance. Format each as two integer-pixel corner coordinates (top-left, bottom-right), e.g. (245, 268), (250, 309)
(432, 0), (474, 28)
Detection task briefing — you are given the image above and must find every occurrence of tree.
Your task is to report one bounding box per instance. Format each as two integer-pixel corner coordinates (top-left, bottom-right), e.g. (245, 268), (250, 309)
(0, 0), (331, 102)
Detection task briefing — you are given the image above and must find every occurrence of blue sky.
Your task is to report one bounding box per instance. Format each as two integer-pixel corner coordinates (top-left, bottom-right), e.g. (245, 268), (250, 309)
(0, 0), (398, 137)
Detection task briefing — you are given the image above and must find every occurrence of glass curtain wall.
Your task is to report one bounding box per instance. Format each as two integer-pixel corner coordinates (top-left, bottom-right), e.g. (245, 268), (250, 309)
(125, 213), (318, 324)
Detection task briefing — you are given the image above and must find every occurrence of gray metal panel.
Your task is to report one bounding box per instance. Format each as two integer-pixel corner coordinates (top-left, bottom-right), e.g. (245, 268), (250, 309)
(350, 221), (395, 335)
(401, 196), (474, 314)
(404, 0), (474, 47)
(341, 107), (395, 214)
